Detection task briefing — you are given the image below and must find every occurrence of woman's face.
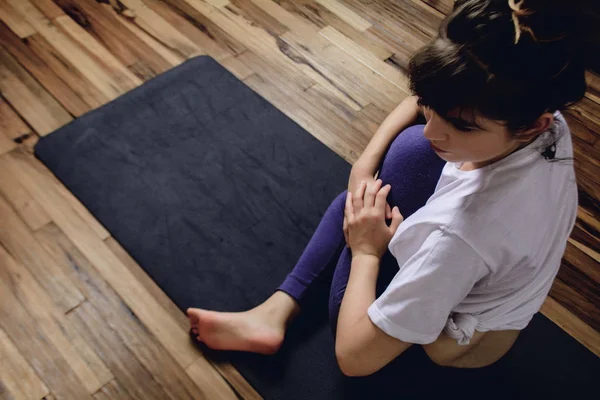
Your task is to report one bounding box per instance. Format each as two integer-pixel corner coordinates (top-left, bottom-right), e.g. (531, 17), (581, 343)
(422, 107), (534, 168)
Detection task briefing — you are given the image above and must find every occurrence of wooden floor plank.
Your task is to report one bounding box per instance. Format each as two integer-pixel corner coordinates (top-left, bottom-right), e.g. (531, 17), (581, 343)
(104, 3), (185, 71)
(2, 150), (239, 393)
(52, 0), (173, 80)
(0, 97), (36, 153)
(6, 0), (138, 100)
(0, 250), (92, 400)
(585, 71), (600, 104)
(0, 20), (91, 117)
(117, 0), (209, 59)
(275, 0), (394, 61)
(0, 155), (51, 230)
(68, 301), (172, 400)
(245, 0), (406, 111)
(161, 0), (248, 56)
(219, 52), (255, 80)
(92, 380), (130, 400)
(54, 14), (143, 93)
(0, 187), (84, 312)
(105, 236), (260, 400)
(23, 33), (110, 110)
(0, 48), (73, 136)
(229, 0), (289, 36)
(2, 147), (111, 240)
(0, 242), (113, 394)
(315, 0), (372, 31)
(550, 277), (600, 334)
(104, 237), (188, 330)
(567, 98), (600, 143)
(168, 0), (321, 94)
(541, 296), (600, 358)
(319, 25), (409, 91)
(344, 0), (441, 70)
(30, 0), (66, 20)
(144, 0), (233, 61)
(0, 0), (37, 38)
(0, 327), (50, 400)
(420, 0), (454, 16)
(211, 1), (366, 111)
(36, 224), (239, 400)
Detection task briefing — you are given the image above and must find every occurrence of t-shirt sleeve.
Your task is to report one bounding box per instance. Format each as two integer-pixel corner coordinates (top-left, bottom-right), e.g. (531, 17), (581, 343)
(367, 229), (489, 344)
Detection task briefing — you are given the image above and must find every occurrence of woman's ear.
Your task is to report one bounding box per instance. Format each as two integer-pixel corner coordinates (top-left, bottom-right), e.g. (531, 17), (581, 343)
(515, 112), (554, 142)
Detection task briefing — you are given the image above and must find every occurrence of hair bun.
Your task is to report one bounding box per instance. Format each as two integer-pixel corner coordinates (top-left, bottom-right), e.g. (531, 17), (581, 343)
(506, 0), (600, 72)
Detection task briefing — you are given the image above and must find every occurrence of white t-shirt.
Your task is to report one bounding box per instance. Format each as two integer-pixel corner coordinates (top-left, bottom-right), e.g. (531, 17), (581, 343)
(367, 112), (578, 345)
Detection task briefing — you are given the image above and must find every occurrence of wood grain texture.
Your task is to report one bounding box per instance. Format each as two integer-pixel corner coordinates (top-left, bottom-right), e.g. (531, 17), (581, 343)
(6, 0), (138, 100)
(36, 224), (238, 400)
(92, 380), (130, 400)
(144, 0), (233, 61)
(0, 243), (113, 394)
(541, 296), (600, 358)
(0, 97), (36, 153)
(0, 48), (72, 135)
(275, 0), (395, 61)
(0, 0), (36, 38)
(0, 327), (50, 400)
(52, 0), (174, 79)
(315, 0), (372, 31)
(0, 155), (51, 230)
(23, 33), (109, 109)
(0, 248), (91, 400)
(2, 147), (111, 240)
(0, 20), (91, 116)
(161, 0), (248, 56)
(0, 183), (84, 312)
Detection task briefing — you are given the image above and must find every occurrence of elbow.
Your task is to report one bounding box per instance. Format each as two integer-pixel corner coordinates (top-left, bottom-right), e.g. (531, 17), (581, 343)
(336, 355), (365, 377)
(335, 345), (370, 377)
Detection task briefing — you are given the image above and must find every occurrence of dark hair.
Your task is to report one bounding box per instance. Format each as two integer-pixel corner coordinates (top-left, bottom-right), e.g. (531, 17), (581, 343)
(408, 0), (593, 133)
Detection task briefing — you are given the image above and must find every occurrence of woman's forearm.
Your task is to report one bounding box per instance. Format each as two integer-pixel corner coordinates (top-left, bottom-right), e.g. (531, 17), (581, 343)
(336, 254), (380, 340)
(355, 96), (421, 174)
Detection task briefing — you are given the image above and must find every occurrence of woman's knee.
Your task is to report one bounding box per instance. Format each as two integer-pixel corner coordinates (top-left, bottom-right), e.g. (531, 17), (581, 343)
(376, 125), (445, 217)
(378, 125), (439, 175)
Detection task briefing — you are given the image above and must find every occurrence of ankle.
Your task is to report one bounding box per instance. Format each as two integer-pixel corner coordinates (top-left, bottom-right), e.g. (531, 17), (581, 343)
(255, 291), (301, 326)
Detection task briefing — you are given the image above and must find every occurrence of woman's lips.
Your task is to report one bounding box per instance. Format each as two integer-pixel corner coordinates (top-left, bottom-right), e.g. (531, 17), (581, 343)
(430, 142), (449, 153)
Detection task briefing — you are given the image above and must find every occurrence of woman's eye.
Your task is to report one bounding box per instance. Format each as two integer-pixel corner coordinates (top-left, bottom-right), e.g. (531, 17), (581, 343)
(456, 125), (476, 132)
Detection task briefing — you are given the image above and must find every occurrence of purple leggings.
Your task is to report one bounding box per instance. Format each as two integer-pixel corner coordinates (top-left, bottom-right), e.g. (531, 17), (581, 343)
(277, 125), (446, 335)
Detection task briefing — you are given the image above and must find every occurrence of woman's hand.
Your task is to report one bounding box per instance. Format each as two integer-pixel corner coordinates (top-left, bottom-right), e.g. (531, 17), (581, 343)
(344, 169), (392, 246)
(345, 179), (403, 259)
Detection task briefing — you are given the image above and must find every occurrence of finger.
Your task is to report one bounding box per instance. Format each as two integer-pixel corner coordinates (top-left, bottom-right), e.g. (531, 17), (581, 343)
(386, 203), (392, 219)
(353, 181), (367, 211)
(388, 206), (404, 233)
(363, 179), (382, 210)
(374, 184), (391, 213)
(345, 191), (355, 219)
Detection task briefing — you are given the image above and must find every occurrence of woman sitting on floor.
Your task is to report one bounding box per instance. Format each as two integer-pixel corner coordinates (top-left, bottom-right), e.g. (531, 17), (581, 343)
(188, 0), (590, 375)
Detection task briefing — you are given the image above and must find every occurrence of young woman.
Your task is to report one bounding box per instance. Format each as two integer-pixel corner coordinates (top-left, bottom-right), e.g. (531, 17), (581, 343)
(188, 0), (590, 375)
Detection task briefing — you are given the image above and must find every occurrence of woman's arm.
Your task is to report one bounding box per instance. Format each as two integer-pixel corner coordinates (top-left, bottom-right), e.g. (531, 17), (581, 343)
(350, 96), (421, 184)
(344, 96), (421, 245)
(335, 254), (411, 377)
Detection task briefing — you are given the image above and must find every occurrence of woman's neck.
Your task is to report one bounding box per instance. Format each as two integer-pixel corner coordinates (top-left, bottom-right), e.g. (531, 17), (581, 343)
(460, 138), (537, 171)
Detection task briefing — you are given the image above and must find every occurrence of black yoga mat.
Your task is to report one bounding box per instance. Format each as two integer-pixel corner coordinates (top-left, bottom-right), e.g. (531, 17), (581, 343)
(36, 56), (598, 399)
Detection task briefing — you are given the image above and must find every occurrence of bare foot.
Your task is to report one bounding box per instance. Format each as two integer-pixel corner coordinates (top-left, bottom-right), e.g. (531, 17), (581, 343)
(187, 307), (287, 355)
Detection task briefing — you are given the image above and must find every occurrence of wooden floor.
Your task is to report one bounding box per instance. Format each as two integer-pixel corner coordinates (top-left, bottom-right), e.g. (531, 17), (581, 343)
(0, 0), (598, 398)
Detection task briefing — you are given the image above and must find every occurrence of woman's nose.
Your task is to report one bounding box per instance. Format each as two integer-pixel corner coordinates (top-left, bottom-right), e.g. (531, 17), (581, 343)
(423, 115), (448, 141)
